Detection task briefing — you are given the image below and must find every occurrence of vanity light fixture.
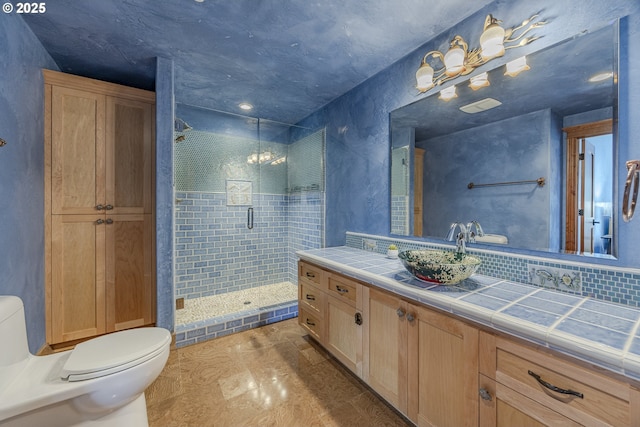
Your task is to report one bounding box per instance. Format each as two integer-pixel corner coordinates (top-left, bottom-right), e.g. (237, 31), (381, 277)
(588, 71), (614, 83)
(415, 13), (546, 93)
(469, 72), (490, 90)
(239, 102), (253, 110)
(504, 56), (530, 77)
(439, 85), (457, 101)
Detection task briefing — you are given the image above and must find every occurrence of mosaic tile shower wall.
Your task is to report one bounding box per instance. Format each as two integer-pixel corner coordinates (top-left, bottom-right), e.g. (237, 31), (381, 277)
(346, 232), (640, 308)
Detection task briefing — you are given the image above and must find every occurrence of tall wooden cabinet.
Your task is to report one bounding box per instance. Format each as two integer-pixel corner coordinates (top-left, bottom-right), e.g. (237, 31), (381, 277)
(44, 70), (156, 347)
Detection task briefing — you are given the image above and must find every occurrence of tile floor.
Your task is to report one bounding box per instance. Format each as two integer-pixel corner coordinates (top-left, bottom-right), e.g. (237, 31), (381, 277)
(145, 318), (412, 427)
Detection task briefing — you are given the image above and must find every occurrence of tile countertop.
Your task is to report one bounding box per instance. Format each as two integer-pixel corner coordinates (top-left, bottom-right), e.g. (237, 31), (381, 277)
(297, 246), (640, 382)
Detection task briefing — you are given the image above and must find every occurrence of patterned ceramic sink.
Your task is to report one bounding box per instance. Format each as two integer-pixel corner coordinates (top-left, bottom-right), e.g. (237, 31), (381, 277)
(398, 250), (481, 285)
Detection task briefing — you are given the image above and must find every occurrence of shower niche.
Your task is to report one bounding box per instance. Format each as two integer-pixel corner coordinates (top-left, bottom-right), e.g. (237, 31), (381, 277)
(173, 104), (325, 346)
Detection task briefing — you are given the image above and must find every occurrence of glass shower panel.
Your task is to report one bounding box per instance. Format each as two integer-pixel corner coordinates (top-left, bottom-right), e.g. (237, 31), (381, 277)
(174, 106), (268, 323)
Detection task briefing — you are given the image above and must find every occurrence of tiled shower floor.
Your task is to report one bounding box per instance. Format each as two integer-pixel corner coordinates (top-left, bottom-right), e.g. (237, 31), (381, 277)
(175, 281), (298, 326)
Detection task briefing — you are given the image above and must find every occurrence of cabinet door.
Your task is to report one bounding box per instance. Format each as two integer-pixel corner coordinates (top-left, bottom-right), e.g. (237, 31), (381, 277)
(51, 215), (106, 343)
(105, 214), (155, 331)
(51, 86), (106, 215)
(408, 303), (479, 427)
(363, 287), (408, 414)
(106, 97), (154, 215)
(326, 294), (363, 376)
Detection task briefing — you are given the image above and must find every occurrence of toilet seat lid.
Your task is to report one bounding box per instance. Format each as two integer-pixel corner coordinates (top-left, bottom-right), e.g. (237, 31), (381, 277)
(61, 327), (171, 382)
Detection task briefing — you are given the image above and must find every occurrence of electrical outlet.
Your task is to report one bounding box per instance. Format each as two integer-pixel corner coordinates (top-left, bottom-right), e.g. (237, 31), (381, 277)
(363, 239), (376, 252)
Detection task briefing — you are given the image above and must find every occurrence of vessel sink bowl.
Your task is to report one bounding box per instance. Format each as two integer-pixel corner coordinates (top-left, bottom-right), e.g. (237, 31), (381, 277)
(398, 250), (481, 285)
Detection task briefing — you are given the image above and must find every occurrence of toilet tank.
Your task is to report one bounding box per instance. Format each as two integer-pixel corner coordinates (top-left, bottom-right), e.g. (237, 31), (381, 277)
(0, 296), (30, 366)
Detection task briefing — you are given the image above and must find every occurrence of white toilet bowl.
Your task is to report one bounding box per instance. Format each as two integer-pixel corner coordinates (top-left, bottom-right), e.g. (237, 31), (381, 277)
(0, 296), (171, 427)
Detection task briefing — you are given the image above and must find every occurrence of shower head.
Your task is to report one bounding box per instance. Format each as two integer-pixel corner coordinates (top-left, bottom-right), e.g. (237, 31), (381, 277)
(175, 135), (186, 143)
(174, 118), (192, 132)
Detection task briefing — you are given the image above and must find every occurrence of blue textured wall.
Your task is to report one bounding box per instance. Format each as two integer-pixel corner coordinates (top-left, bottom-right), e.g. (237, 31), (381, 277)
(155, 57), (175, 332)
(298, 0), (640, 268)
(418, 109), (554, 250)
(0, 16), (58, 353)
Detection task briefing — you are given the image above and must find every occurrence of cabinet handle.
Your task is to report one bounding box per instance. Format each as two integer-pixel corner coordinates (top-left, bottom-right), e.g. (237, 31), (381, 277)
(396, 308), (405, 318)
(306, 319), (316, 327)
(305, 294), (316, 301)
(106, 218), (113, 224)
(406, 313), (415, 322)
(96, 204), (105, 210)
(355, 312), (363, 326)
(105, 204), (113, 210)
(479, 388), (492, 401)
(95, 219), (104, 225)
(528, 370), (584, 399)
(305, 272), (316, 278)
(335, 285), (349, 294)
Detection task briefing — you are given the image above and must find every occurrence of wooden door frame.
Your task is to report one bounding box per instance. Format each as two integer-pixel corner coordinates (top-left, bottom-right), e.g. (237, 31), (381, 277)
(563, 119), (612, 253)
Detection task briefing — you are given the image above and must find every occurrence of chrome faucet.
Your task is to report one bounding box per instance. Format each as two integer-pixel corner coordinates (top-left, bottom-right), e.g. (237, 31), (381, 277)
(455, 232), (466, 254)
(446, 222), (468, 242)
(466, 220), (484, 243)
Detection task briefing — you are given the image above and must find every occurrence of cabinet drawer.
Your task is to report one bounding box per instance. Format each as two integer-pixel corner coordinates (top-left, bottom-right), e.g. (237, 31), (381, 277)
(327, 273), (357, 305)
(496, 341), (631, 426)
(299, 261), (323, 287)
(299, 308), (323, 342)
(299, 281), (325, 318)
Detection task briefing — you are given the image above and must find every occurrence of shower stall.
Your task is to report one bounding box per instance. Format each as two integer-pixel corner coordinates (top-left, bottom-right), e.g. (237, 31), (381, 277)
(172, 104), (325, 347)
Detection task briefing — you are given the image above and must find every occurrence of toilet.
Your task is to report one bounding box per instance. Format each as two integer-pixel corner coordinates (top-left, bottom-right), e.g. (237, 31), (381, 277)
(0, 296), (171, 427)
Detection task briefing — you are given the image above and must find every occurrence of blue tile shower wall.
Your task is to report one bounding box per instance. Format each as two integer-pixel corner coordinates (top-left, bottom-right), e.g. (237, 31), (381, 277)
(175, 192), (288, 299)
(346, 233), (640, 308)
(287, 191), (325, 283)
(175, 190), (324, 299)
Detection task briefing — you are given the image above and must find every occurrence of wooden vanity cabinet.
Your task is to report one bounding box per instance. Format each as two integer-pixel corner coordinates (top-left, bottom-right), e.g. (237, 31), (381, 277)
(479, 331), (640, 427)
(408, 302), (479, 427)
(362, 287), (409, 414)
(44, 70), (155, 346)
(297, 262), (364, 374)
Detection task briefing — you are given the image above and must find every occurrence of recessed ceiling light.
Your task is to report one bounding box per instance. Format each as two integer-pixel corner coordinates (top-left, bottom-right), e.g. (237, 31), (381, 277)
(239, 103), (253, 111)
(588, 72), (614, 83)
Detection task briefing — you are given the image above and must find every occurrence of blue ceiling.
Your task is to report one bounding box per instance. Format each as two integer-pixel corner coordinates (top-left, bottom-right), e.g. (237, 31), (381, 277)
(22, 0), (493, 124)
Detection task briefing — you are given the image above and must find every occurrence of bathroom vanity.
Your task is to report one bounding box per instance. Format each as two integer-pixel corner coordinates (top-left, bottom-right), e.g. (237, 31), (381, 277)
(297, 247), (640, 426)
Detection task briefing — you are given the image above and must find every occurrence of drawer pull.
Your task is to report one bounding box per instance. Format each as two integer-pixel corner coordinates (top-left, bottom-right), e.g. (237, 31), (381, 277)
(305, 294), (316, 301)
(306, 319), (316, 327)
(305, 272), (316, 278)
(335, 285), (349, 293)
(528, 370), (584, 399)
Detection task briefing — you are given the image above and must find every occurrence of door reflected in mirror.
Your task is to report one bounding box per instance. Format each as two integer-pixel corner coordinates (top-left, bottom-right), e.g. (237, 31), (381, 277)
(390, 23), (618, 258)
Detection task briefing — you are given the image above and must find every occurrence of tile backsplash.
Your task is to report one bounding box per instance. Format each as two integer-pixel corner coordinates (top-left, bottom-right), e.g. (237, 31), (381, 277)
(345, 232), (640, 308)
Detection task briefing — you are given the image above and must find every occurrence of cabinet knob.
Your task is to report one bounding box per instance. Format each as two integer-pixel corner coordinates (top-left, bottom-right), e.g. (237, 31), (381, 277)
(406, 313), (415, 322)
(106, 218), (113, 224)
(105, 204), (113, 210)
(479, 388), (492, 401)
(96, 219), (104, 225)
(396, 308), (405, 318)
(96, 204), (105, 210)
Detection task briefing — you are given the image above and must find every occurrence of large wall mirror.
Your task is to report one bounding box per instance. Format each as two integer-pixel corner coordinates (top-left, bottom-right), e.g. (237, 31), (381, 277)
(390, 23), (618, 258)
